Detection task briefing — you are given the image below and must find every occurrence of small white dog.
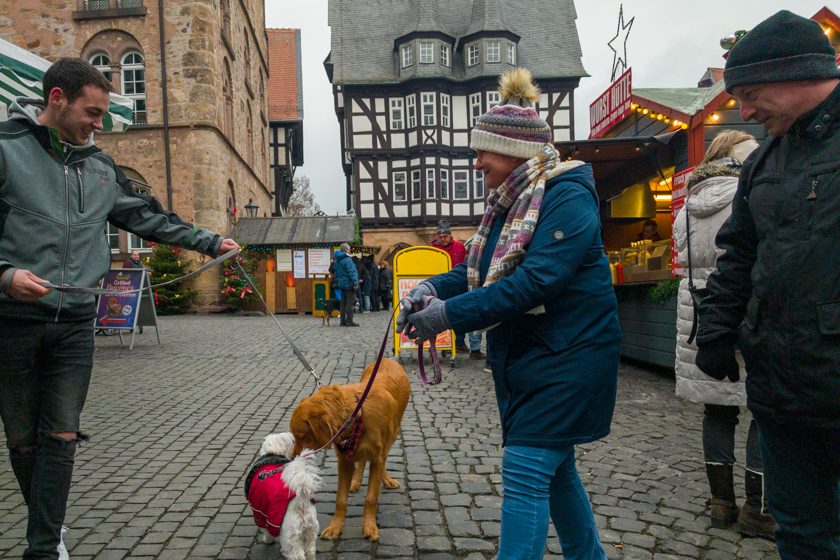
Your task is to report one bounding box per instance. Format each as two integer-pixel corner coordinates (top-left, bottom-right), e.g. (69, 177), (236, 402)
(245, 432), (321, 560)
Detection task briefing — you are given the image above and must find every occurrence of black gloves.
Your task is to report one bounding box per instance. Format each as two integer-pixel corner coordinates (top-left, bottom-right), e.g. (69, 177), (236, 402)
(696, 339), (740, 382)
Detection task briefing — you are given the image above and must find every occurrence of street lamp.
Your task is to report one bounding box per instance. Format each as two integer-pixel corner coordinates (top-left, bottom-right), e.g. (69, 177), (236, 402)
(245, 199), (259, 218)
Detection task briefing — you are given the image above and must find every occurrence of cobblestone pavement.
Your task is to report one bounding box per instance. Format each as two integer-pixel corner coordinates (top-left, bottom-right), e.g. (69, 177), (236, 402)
(0, 313), (779, 559)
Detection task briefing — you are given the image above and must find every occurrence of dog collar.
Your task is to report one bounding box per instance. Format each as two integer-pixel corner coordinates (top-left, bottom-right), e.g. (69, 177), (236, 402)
(335, 405), (364, 459)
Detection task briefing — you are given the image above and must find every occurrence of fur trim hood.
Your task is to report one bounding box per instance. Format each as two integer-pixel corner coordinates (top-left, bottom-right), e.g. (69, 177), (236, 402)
(684, 159), (742, 219)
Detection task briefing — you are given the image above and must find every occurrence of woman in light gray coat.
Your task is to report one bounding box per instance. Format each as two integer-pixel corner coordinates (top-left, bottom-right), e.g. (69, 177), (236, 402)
(673, 130), (774, 540)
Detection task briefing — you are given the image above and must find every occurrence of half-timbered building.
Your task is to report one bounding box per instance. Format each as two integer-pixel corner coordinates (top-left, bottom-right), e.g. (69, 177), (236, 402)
(325, 0), (587, 251)
(267, 29), (304, 215)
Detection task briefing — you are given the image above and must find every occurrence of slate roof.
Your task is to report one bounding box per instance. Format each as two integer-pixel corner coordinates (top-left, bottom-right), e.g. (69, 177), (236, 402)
(267, 29), (303, 121)
(327, 0), (587, 84)
(233, 216), (355, 246)
(465, 0), (511, 36)
(634, 80), (726, 117)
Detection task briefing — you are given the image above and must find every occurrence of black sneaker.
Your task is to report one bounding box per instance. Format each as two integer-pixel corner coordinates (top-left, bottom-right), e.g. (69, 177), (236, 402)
(348, 322), (360, 327)
(470, 350), (485, 360)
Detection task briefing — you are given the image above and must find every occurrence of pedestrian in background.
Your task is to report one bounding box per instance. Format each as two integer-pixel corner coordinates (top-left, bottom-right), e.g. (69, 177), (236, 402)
(378, 260), (392, 312)
(358, 254), (372, 313)
(695, 11), (840, 558)
(673, 130), (775, 539)
(398, 68), (620, 560)
(333, 243), (359, 327)
(0, 58), (239, 560)
(365, 255), (380, 312)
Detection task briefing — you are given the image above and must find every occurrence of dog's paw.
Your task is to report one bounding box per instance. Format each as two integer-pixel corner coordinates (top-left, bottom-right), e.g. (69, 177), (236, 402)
(382, 475), (401, 489)
(320, 523), (343, 540)
(349, 481), (361, 493)
(363, 520), (379, 542)
(258, 530), (276, 544)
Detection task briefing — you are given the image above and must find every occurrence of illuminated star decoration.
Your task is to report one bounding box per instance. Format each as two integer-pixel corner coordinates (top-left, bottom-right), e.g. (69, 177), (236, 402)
(608, 4), (634, 82)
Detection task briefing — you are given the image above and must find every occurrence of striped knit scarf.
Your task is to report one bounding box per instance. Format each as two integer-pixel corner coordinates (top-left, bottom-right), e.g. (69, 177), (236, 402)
(466, 144), (584, 291)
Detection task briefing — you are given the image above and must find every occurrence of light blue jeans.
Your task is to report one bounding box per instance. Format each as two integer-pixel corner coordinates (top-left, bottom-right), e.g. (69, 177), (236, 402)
(499, 445), (605, 560)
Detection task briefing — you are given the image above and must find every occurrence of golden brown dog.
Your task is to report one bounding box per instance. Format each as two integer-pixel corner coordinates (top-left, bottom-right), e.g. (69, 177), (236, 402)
(290, 358), (410, 542)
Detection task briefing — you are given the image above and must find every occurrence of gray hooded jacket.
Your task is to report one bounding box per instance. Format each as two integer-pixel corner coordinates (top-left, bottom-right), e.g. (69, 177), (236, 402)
(0, 98), (221, 321)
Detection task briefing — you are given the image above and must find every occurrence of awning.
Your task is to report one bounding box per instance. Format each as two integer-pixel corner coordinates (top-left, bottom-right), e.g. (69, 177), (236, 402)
(233, 216), (356, 246)
(556, 131), (682, 201)
(0, 37), (134, 132)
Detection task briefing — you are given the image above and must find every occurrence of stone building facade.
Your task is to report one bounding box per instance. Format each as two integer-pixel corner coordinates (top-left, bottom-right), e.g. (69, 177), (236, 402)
(0, 0), (272, 307)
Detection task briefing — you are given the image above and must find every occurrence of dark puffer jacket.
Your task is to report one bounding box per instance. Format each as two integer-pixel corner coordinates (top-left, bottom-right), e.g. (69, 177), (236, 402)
(698, 84), (840, 428)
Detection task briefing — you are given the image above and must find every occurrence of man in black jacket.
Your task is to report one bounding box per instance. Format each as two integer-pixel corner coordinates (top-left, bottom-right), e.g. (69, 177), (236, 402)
(695, 11), (840, 558)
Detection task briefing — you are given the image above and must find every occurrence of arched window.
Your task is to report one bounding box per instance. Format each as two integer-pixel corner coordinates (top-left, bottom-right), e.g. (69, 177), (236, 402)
(89, 53), (112, 82)
(121, 51), (146, 124)
(223, 58), (234, 142)
(227, 180), (237, 232)
(220, 0), (231, 40)
(244, 31), (252, 88)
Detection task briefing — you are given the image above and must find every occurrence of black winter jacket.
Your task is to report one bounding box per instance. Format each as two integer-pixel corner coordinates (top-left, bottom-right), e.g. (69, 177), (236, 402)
(698, 84), (840, 427)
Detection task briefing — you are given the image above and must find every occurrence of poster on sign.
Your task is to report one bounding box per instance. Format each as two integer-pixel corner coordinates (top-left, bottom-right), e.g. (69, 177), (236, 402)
(670, 167), (694, 278)
(95, 269), (145, 329)
(589, 67), (632, 139)
(293, 250), (306, 279)
(307, 248), (331, 276)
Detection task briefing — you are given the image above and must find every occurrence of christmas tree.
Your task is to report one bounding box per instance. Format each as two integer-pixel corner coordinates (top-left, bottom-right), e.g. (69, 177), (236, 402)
(220, 247), (261, 309)
(144, 244), (198, 315)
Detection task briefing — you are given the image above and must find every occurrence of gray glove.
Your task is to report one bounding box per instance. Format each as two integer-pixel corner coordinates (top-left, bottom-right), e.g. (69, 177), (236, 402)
(406, 297), (450, 343)
(396, 281), (436, 333)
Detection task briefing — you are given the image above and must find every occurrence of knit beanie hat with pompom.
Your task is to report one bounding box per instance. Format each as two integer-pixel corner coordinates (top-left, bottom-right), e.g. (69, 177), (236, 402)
(469, 68), (552, 159)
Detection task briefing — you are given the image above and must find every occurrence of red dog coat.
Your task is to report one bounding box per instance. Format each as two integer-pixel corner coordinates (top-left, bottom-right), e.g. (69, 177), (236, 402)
(245, 457), (296, 537)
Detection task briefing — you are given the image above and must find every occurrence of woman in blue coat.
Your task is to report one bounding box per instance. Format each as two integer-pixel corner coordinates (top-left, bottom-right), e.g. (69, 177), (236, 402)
(398, 69), (620, 560)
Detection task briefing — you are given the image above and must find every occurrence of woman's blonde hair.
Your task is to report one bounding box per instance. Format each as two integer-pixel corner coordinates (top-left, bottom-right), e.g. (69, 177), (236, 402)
(702, 130), (756, 164)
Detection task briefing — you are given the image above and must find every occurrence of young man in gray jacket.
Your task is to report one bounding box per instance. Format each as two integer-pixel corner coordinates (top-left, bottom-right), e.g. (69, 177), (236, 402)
(0, 58), (239, 559)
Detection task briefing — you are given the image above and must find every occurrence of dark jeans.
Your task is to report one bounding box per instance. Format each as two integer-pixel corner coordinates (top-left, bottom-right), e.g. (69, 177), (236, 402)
(703, 404), (762, 472)
(755, 417), (840, 559)
(0, 319), (94, 559)
(340, 288), (356, 325)
(379, 290), (391, 311)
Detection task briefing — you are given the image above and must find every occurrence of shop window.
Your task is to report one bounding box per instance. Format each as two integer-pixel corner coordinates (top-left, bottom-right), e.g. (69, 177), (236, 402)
(128, 233), (153, 253)
(390, 98), (403, 130)
(393, 171), (407, 202)
(440, 169), (449, 199)
(411, 169), (422, 200)
(105, 222), (120, 253)
(421, 92), (436, 126)
(401, 45), (413, 68)
(440, 44), (450, 67)
(406, 95), (416, 128)
(467, 44), (479, 67)
(486, 41), (501, 63)
(441, 94), (450, 128)
(89, 53), (112, 82)
(121, 51), (146, 124)
(419, 42), (433, 64)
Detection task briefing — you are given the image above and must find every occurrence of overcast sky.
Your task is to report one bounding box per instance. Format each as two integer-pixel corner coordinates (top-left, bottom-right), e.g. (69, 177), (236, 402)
(266, 1), (835, 214)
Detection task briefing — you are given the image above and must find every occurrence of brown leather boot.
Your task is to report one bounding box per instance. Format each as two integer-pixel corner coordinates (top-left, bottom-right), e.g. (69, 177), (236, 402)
(706, 463), (738, 528)
(738, 470), (777, 541)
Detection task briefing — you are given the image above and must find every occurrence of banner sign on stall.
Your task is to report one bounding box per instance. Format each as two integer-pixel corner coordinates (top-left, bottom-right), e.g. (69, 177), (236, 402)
(276, 249), (292, 271)
(307, 248), (331, 276)
(589, 67), (632, 139)
(670, 167), (693, 278)
(293, 250), (306, 279)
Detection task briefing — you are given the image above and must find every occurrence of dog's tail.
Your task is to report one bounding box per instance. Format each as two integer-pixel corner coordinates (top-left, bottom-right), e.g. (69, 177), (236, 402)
(281, 452), (321, 500)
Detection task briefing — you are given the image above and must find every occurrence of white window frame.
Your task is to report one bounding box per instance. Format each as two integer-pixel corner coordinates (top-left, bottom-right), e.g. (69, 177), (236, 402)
(121, 51), (146, 124)
(105, 222), (120, 253)
(486, 41), (501, 63)
(393, 171), (407, 202)
(474, 170), (485, 199)
(467, 44), (479, 67)
(426, 168), (436, 198)
(454, 170), (469, 200)
(401, 45), (413, 68)
(128, 233), (153, 253)
(406, 95), (416, 128)
(440, 169), (449, 199)
(507, 43), (516, 65)
(419, 42), (433, 64)
(440, 44), (450, 67)
(487, 91), (501, 109)
(411, 169), (422, 200)
(390, 98), (404, 130)
(421, 92), (436, 126)
(441, 94), (450, 128)
(89, 53), (112, 82)
(469, 93), (482, 127)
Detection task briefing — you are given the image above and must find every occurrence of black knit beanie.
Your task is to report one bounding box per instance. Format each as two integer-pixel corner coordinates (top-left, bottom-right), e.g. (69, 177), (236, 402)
(724, 10), (840, 93)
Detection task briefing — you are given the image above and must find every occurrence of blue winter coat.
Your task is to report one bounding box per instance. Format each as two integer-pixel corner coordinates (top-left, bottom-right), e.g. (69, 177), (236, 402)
(333, 251), (358, 290)
(427, 165), (621, 449)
